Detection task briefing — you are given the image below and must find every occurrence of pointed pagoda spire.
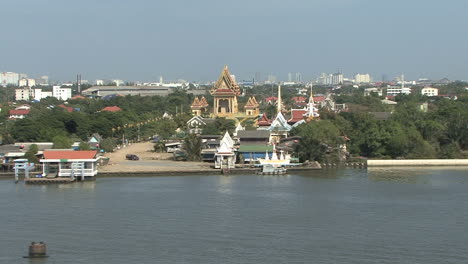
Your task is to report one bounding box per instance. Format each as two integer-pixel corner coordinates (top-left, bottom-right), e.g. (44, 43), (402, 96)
(308, 84), (314, 105)
(277, 83), (282, 114)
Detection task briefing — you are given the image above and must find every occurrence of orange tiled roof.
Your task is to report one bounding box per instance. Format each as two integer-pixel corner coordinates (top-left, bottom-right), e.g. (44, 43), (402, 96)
(102, 106), (122, 112)
(43, 150), (97, 160)
(9, 109), (30, 115)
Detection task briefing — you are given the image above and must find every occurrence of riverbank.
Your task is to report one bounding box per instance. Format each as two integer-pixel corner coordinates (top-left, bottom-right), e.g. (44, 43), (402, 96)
(367, 159), (468, 167)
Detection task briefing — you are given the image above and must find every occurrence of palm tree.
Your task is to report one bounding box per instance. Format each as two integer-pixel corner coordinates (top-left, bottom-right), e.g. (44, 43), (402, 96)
(183, 134), (202, 161)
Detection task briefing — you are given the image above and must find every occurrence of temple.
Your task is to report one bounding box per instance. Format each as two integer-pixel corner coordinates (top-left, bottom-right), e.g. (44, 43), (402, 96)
(244, 96), (259, 116)
(210, 66), (241, 116)
(190, 96), (209, 116)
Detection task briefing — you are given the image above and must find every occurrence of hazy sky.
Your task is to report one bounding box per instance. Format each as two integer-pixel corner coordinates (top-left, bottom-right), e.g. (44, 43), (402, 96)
(1, 0), (467, 82)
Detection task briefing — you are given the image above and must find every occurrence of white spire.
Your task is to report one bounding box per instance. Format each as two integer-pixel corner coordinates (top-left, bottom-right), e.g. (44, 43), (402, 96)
(277, 83), (282, 114)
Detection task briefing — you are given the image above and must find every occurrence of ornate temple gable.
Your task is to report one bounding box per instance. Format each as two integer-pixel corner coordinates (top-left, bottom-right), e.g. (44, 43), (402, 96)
(191, 97), (201, 109)
(245, 97), (259, 109)
(258, 113), (271, 126)
(191, 96), (209, 116)
(268, 112), (292, 132)
(210, 66), (240, 96)
(199, 96), (209, 107)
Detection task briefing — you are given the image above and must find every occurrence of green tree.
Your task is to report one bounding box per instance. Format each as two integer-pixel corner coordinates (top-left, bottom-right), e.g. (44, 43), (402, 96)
(24, 144), (39, 164)
(183, 134), (202, 161)
(100, 138), (117, 152)
(52, 135), (72, 149)
(292, 120), (342, 162)
(78, 142), (91, 150)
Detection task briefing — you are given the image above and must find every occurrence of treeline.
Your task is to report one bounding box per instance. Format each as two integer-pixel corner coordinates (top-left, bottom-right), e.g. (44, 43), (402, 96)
(2, 91), (195, 145)
(292, 95), (468, 162)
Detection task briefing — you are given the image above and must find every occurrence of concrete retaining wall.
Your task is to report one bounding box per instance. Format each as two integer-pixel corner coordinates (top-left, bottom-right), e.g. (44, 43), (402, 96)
(367, 159), (468, 167)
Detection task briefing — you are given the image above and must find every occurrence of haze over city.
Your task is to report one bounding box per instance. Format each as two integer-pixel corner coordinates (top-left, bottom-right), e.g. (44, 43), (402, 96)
(1, 0), (467, 82)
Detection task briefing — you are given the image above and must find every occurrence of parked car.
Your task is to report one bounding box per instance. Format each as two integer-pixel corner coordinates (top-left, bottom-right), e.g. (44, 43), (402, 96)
(126, 154), (139, 160)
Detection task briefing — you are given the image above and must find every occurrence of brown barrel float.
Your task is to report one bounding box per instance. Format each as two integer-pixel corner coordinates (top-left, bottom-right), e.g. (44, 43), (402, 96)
(24, 242), (49, 258)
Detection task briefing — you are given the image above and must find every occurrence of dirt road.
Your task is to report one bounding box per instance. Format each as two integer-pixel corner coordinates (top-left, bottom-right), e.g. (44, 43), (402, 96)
(99, 142), (211, 173)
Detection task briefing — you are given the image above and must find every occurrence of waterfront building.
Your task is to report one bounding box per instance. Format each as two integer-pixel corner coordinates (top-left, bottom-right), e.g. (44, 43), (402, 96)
(210, 66), (241, 116)
(237, 130), (272, 163)
(214, 132), (236, 169)
(40, 150), (100, 180)
(421, 87), (439, 97)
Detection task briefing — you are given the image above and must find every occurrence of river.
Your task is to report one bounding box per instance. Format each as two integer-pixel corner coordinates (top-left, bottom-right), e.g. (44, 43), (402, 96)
(1, 167), (467, 264)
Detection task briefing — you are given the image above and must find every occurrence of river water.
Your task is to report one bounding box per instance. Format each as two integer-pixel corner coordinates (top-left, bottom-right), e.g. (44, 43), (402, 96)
(1, 168), (467, 264)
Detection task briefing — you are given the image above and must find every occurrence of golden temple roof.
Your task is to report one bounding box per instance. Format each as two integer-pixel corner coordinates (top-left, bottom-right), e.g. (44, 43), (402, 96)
(245, 96), (259, 109)
(210, 65), (240, 96)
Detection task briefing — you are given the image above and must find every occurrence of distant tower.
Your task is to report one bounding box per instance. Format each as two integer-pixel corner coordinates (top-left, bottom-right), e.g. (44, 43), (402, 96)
(401, 74), (405, 89)
(159, 76), (164, 85)
(288, 73), (292, 82)
(277, 83), (282, 114)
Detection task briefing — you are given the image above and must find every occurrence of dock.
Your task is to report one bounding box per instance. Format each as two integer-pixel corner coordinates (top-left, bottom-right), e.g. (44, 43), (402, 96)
(25, 178), (75, 184)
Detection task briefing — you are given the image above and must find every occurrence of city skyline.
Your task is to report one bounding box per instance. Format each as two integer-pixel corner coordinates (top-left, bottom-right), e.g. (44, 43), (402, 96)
(1, 0), (467, 82)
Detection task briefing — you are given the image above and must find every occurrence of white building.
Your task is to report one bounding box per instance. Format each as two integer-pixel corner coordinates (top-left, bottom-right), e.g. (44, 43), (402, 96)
(112, 79), (124, 86)
(96, 79), (104, 85)
(15, 88), (31, 101)
(355, 73), (371, 84)
(33, 89), (53, 101)
(53, 86), (72, 100)
(19, 78), (36, 87)
(386, 86), (412, 96)
(364, 87), (383, 96)
(0, 72), (20, 86)
(317, 73), (343, 85)
(421, 87), (438, 97)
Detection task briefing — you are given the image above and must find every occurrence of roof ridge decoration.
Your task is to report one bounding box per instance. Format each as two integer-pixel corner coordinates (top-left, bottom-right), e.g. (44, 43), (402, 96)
(245, 96), (259, 108)
(268, 112), (292, 132)
(191, 97), (200, 107)
(210, 65), (240, 96)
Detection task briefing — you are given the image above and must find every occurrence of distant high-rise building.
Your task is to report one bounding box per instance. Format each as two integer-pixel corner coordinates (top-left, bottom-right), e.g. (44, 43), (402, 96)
(354, 73), (371, 84)
(159, 76), (164, 84)
(254, 72), (261, 83)
(39, 75), (49, 85)
(0, 72), (20, 86)
(331, 73), (343, 85)
(288, 73), (293, 82)
(295, 72), (302, 83)
(266, 74), (277, 84)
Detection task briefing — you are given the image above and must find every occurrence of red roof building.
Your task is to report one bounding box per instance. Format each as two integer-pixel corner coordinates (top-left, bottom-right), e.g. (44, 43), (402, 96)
(40, 150), (100, 179)
(102, 106), (122, 112)
(313, 96), (326, 102)
(9, 109), (30, 119)
(257, 113), (271, 126)
(43, 150), (98, 160)
(58, 104), (73, 112)
(71, 95), (87, 100)
(265, 97), (278, 104)
(288, 109), (307, 124)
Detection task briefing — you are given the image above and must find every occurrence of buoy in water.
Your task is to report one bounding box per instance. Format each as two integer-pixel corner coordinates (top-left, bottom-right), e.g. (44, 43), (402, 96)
(23, 242), (49, 258)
